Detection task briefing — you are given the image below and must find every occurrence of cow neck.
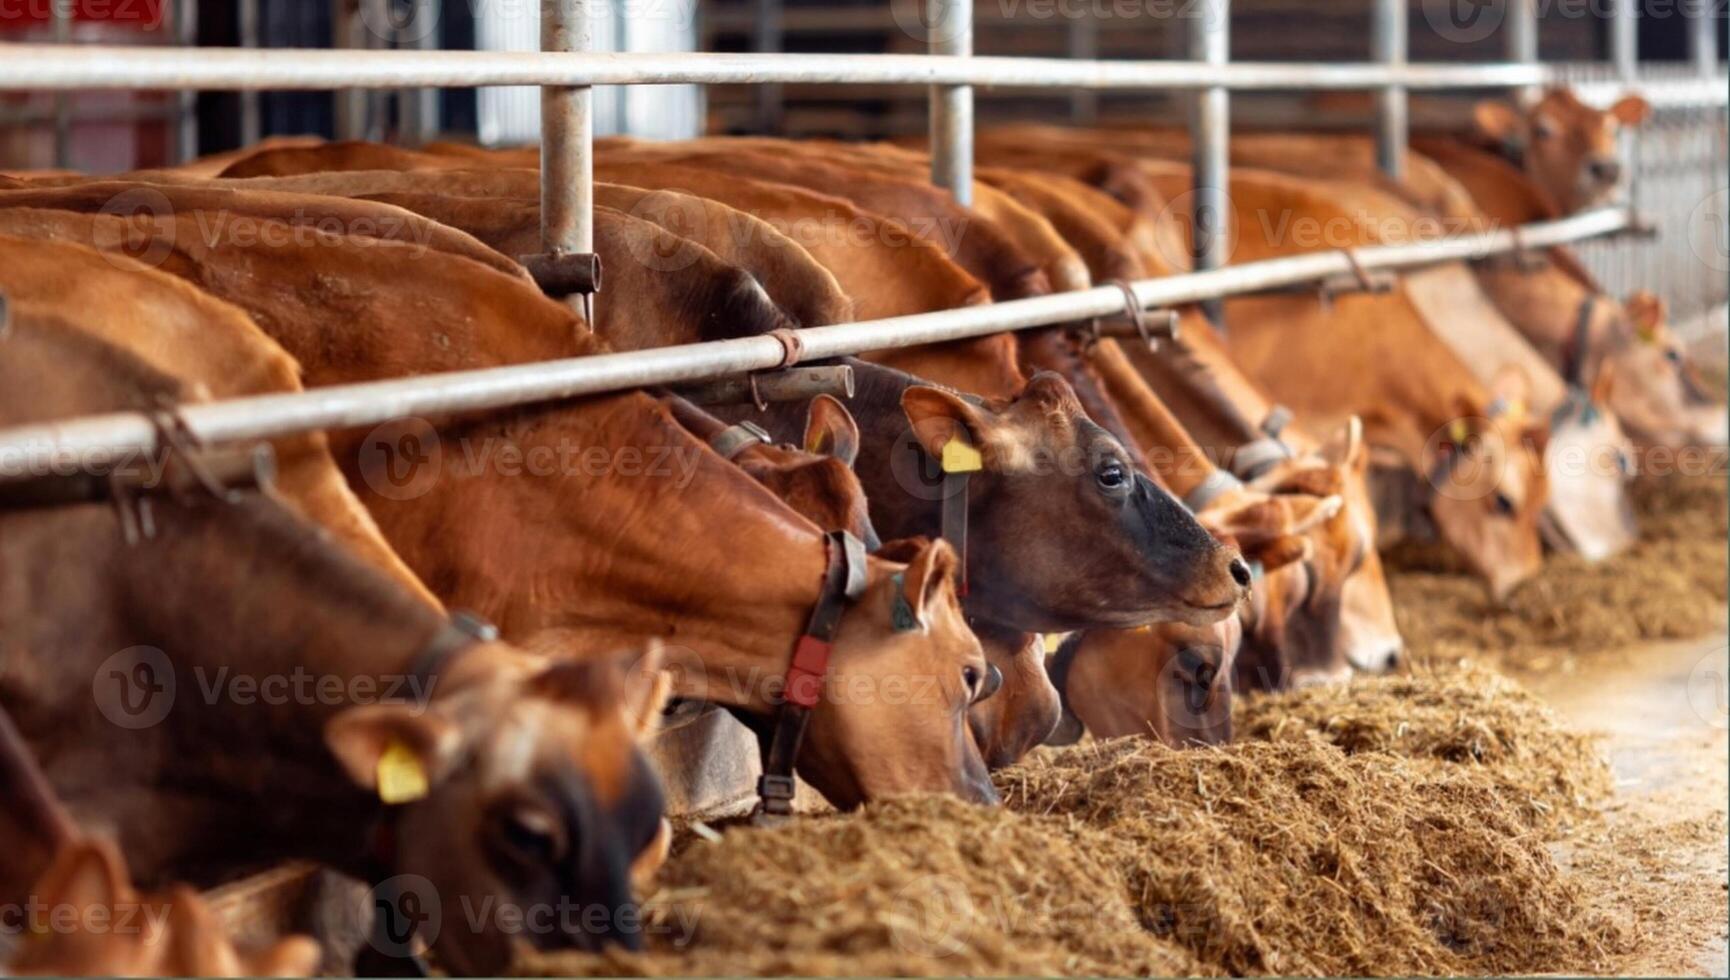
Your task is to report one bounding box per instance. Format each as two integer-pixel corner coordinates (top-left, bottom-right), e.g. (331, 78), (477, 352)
(364, 395), (833, 716)
(6, 492), (510, 881)
(1087, 339), (1228, 504)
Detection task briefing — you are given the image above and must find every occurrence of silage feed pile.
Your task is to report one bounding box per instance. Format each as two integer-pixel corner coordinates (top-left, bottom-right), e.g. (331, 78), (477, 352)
(517, 667), (1631, 978)
(1389, 474), (1728, 673)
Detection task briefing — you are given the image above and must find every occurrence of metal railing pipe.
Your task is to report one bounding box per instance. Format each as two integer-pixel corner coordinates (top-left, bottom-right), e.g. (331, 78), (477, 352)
(928, 0), (974, 205)
(1373, 0), (1406, 179)
(1189, 0), (1229, 328)
(173, 0), (199, 163)
(0, 45), (1558, 91)
(50, 1), (72, 169)
(1689, 0), (1718, 77)
(540, 0), (595, 306)
(0, 208), (1633, 480)
(238, 0), (262, 145)
(1611, 0), (1638, 82)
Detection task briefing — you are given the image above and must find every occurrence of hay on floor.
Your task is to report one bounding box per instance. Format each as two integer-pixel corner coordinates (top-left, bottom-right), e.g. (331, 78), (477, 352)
(1389, 474), (1728, 674)
(516, 667), (1628, 978)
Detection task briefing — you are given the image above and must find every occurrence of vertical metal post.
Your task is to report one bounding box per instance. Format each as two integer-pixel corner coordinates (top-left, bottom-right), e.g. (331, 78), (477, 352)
(173, 0), (199, 163)
(542, 0), (595, 311)
(1610, 0), (1637, 82)
(51, 0), (72, 169)
(1068, 17), (1099, 125)
(1373, 0), (1406, 179)
(928, 0), (973, 206)
(334, 0), (367, 139)
(1506, 0), (1538, 103)
(753, 0), (784, 133)
(399, 0), (442, 145)
(1190, 0), (1229, 323)
(239, 0), (262, 145)
(1689, 0), (1718, 77)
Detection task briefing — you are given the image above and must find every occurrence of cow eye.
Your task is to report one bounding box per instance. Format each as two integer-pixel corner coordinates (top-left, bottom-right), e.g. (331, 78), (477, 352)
(495, 805), (565, 867)
(1096, 460), (1128, 491)
(1665, 348), (1683, 366)
(1533, 117), (1559, 140)
(1492, 492), (1517, 517)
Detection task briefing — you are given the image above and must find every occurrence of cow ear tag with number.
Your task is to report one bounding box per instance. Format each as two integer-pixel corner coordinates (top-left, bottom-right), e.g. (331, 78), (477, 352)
(377, 738), (430, 805)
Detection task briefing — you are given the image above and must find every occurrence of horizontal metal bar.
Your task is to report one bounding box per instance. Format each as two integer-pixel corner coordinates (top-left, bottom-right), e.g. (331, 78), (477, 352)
(0, 44), (1556, 92)
(0, 208), (1632, 480)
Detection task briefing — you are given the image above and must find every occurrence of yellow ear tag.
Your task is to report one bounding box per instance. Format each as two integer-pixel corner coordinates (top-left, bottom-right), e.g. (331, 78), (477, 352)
(941, 437), (983, 474)
(377, 739), (429, 805)
(1447, 419), (1471, 445)
(1505, 399), (1528, 423)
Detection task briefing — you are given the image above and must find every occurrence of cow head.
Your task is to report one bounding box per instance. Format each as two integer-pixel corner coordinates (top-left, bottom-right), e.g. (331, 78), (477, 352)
(899, 372), (1250, 631)
(1188, 488), (1338, 691)
(1427, 367), (1552, 603)
(1049, 617), (1242, 746)
(965, 621), (1062, 769)
(742, 395), (882, 549)
(1604, 291), (1728, 449)
(793, 537), (998, 808)
(324, 642), (670, 974)
(1542, 365), (1641, 561)
(1473, 88), (1651, 213)
(1247, 417), (1403, 683)
(7, 837), (321, 977)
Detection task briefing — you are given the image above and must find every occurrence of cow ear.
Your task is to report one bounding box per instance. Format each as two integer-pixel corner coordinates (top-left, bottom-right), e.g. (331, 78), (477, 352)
(1321, 415), (1365, 470)
(1473, 100), (1522, 142)
(621, 642), (672, 740)
(1252, 534), (1313, 574)
(1609, 94), (1651, 127)
(325, 703), (460, 800)
(901, 537), (960, 628)
(805, 394), (861, 467)
(901, 386), (990, 463)
(1200, 493), (1340, 550)
(1624, 289), (1666, 336)
(36, 837), (131, 911)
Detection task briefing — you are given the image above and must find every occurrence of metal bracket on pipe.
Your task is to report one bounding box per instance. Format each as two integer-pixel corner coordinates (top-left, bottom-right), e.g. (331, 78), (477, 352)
(673, 365), (856, 410)
(1605, 212), (1660, 240)
(1477, 227), (1549, 272)
(1083, 279), (1181, 352)
(519, 251), (603, 323)
(1276, 250), (1397, 310)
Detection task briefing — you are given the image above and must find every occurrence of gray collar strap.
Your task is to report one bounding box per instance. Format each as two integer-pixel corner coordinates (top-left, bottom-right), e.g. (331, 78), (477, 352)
(710, 421), (773, 461)
(1184, 469), (1244, 513)
(1231, 438), (1294, 481)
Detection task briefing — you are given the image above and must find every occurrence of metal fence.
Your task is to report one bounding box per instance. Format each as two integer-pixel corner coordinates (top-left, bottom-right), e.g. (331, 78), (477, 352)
(1560, 61), (1729, 330)
(0, 0), (1722, 467)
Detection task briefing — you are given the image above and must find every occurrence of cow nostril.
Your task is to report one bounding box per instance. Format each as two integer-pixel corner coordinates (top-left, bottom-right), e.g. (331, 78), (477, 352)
(1383, 647), (1402, 672)
(1590, 159), (1622, 183)
(1228, 557), (1252, 588)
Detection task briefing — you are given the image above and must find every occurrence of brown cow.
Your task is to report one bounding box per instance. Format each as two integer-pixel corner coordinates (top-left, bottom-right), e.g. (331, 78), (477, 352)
(0, 315), (670, 974)
(9, 839), (321, 977)
(1467, 88), (1652, 213)
(4, 190), (998, 809)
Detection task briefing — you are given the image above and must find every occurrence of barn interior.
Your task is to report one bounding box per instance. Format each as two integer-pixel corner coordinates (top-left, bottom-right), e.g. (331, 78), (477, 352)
(0, 0), (1726, 976)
